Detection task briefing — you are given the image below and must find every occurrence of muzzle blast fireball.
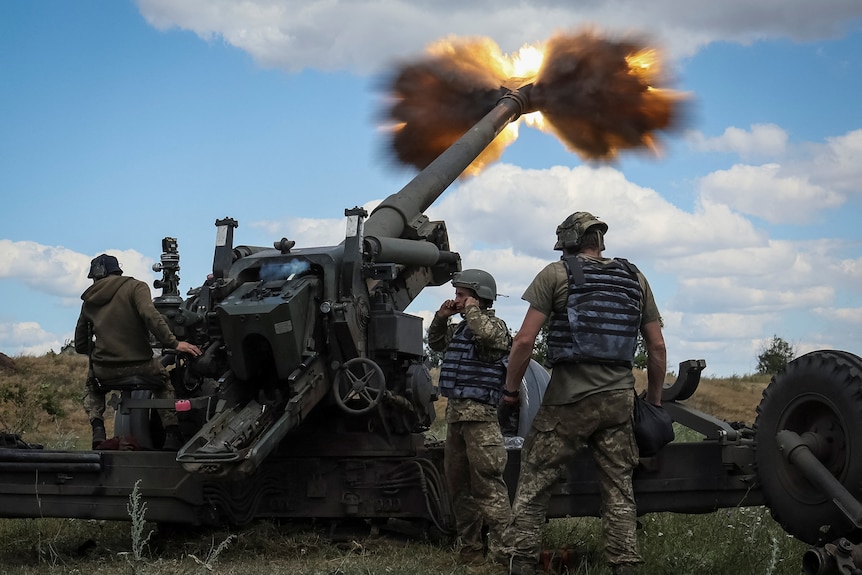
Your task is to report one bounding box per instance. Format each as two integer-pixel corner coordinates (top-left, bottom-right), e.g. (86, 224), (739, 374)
(383, 29), (687, 173)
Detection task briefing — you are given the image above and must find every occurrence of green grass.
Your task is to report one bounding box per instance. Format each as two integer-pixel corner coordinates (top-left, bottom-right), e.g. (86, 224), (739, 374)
(537, 509), (806, 575)
(0, 508), (808, 575)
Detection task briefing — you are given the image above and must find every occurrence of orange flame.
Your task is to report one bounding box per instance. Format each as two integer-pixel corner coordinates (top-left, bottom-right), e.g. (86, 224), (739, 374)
(383, 29), (687, 175)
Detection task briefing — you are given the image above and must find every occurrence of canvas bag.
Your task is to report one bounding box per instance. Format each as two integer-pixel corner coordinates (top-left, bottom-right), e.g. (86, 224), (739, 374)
(633, 392), (674, 457)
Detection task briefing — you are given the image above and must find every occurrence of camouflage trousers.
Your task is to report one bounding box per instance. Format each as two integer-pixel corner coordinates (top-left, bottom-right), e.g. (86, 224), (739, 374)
(84, 359), (178, 427)
(502, 389), (641, 570)
(445, 418), (511, 557)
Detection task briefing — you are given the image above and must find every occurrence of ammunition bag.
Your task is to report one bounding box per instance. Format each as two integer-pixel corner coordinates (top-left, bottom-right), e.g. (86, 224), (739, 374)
(633, 392), (674, 457)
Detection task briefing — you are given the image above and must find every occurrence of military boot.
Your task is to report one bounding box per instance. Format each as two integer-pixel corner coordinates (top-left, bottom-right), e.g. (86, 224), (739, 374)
(611, 563), (641, 575)
(456, 548), (486, 566)
(509, 559), (537, 575)
(91, 418), (107, 449)
(162, 425), (184, 451)
(495, 554), (537, 575)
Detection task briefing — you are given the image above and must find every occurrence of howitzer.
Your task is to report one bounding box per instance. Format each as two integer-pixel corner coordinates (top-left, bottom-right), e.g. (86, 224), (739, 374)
(0, 85), (536, 531)
(155, 85), (533, 478)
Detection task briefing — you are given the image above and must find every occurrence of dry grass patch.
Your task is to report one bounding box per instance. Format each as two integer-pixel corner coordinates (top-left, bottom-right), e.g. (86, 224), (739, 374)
(634, 370), (771, 425)
(0, 353), (104, 449)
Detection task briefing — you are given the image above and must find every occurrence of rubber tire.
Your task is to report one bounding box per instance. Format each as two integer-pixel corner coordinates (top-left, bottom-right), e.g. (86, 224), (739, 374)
(754, 350), (862, 545)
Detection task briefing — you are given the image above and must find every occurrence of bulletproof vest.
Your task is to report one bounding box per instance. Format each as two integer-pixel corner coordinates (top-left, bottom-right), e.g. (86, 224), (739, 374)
(546, 255), (642, 367)
(438, 322), (507, 405)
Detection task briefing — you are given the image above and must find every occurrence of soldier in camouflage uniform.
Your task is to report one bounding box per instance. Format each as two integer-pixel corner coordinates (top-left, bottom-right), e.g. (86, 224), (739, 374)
(428, 269), (513, 566)
(499, 213), (666, 575)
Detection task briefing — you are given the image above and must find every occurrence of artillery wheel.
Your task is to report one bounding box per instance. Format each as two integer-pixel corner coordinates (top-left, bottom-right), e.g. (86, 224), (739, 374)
(333, 357), (385, 415)
(754, 350), (862, 544)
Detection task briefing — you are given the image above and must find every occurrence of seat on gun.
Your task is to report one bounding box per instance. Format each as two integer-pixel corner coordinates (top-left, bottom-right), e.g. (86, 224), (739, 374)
(97, 375), (170, 450)
(96, 374), (165, 393)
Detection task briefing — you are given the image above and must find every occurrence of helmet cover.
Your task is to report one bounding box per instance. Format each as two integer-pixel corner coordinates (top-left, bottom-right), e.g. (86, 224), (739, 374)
(554, 212), (608, 251)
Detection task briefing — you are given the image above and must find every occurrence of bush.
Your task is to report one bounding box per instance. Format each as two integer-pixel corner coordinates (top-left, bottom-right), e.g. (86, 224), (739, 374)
(756, 335), (794, 375)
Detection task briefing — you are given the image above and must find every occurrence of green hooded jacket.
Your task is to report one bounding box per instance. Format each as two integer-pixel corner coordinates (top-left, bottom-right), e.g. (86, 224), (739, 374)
(73, 274), (178, 365)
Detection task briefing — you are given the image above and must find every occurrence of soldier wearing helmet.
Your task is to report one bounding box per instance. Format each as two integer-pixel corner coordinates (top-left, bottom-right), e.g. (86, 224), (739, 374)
(499, 213), (667, 575)
(427, 268), (512, 567)
(74, 254), (202, 450)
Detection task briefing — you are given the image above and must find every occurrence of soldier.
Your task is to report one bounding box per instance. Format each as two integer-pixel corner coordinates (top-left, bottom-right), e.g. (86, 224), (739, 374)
(499, 213), (666, 575)
(428, 269), (513, 566)
(74, 253), (201, 450)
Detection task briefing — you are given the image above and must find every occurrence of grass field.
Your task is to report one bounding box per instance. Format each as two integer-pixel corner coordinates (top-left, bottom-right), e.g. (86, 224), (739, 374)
(0, 353), (810, 574)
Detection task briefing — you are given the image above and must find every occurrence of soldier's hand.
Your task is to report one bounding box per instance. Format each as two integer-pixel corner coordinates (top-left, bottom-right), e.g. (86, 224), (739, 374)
(175, 341), (202, 358)
(501, 393), (520, 406)
(436, 299), (459, 318)
(497, 396), (520, 436)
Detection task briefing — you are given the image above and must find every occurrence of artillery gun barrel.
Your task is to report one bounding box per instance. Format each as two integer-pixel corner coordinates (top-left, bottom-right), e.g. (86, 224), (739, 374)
(364, 85), (533, 240)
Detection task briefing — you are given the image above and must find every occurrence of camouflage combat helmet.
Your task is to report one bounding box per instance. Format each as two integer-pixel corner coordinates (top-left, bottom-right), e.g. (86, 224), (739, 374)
(452, 269), (497, 301)
(554, 211), (608, 251)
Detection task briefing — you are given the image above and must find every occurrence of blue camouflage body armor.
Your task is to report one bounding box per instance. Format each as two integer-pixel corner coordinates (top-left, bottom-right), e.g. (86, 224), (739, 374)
(547, 255), (642, 367)
(438, 322), (507, 405)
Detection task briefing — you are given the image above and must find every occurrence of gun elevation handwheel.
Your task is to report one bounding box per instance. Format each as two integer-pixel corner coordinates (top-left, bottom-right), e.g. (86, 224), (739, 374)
(333, 357), (385, 415)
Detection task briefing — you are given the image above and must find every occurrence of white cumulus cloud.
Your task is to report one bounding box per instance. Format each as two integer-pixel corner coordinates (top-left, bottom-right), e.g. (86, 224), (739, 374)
(687, 123), (789, 159)
(698, 163), (844, 224)
(0, 241), (159, 301)
(136, 0), (862, 74)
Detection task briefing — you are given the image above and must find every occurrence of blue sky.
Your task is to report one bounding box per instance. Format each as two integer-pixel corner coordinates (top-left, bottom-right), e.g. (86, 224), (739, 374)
(1, 0), (861, 377)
